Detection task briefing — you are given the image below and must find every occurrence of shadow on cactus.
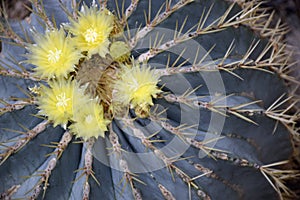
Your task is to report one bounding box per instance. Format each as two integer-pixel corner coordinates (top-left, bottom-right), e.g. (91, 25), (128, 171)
(0, 0), (299, 199)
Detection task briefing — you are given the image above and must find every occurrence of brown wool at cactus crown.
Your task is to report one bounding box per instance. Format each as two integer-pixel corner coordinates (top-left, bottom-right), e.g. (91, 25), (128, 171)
(0, 0), (299, 199)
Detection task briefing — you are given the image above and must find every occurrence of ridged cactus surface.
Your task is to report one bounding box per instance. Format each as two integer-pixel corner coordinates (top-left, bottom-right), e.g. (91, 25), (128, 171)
(0, 0), (299, 199)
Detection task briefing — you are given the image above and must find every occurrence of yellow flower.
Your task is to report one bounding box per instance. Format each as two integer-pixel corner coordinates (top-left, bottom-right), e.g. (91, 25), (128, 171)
(38, 78), (84, 127)
(26, 29), (81, 79)
(66, 5), (114, 57)
(113, 63), (161, 117)
(70, 98), (110, 140)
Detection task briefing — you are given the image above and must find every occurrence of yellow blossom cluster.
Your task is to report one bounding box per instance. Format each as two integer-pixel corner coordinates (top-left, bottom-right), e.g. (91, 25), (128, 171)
(26, 4), (161, 140)
(37, 78), (109, 140)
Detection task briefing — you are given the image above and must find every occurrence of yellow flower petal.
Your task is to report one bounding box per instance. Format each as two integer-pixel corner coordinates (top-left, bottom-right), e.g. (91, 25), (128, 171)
(113, 63), (161, 117)
(66, 5), (114, 57)
(26, 28), (81, 79)
(38, 78), (85, 127)
(70, 98), (110, 140)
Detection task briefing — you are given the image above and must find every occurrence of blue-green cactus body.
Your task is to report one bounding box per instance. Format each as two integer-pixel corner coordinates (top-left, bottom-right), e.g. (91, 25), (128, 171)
(0, 0), (298, 200)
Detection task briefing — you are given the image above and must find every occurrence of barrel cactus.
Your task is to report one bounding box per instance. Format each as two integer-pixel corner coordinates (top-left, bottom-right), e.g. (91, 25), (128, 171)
(0, 0), (299, 199)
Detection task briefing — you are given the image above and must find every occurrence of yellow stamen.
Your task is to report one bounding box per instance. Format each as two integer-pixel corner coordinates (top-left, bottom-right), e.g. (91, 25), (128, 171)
(56, 93), (70, 108)
(84, 28), (98, 43)
(47, 48), (62, 64)
(85, 114), (93, 124)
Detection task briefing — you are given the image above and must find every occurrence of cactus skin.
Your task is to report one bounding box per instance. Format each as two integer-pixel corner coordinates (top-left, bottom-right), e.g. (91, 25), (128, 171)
(0, 0), (299, 200)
